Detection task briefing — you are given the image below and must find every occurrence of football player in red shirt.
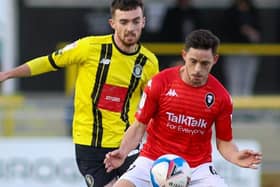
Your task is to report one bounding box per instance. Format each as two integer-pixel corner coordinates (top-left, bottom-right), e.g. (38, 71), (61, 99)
(104, 29), (262, 187)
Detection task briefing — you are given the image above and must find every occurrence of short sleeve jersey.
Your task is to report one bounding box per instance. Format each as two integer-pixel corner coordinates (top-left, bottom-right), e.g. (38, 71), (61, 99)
(136, 66), (233, 168)
(27, 34), (159, 148)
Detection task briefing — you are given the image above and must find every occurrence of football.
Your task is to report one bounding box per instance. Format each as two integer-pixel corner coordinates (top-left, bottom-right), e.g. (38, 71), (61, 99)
(150, 154), (191, 187)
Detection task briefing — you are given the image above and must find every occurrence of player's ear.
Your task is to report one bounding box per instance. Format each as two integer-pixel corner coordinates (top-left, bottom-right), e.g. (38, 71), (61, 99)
(213, 54), (219, 64)
(142, 16), (146, 28)
(108, 18), (115, 29)
(181, 49), (188, 63)
(181, 49), (187, 59)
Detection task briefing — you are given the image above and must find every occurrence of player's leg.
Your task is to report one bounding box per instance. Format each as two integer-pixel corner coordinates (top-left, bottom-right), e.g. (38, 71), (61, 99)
(190, 163), (228, 187)
(114, 156), (154, 187)
(75, 144), (117, 187)
(104, 177), (117, 187)
(113, 179), (136, 187)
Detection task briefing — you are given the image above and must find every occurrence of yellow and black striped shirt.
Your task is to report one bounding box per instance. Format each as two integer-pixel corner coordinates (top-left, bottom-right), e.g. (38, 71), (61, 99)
(27, 34), (159, 147)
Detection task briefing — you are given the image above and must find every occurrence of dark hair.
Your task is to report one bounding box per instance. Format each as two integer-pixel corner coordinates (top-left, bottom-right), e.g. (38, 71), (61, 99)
(111, 0), (144, 16)
(185, 29), (220, 54)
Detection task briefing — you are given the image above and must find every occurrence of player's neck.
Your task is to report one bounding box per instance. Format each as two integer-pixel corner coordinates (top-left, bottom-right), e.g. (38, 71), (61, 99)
(118, 43), (138, 54)
(121, 44), (138, 53)
(113, 35), (139, 54)
(180, 66), (206, 87)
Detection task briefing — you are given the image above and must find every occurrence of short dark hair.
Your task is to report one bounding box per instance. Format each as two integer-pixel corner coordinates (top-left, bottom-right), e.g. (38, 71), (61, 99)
(111, 0), (144, 16)
(185, 29), (220, 54)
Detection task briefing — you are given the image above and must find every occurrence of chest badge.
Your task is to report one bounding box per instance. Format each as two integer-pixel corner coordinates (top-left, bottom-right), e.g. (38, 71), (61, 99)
(133, 64), (143, 78)
(205, 93), (215, 108)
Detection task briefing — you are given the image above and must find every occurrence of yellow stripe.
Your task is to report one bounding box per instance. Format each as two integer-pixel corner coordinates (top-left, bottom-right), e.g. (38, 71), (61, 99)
(219, 44), (280, 55)
(232, 95), (280, 109)
(142, 43), (280, 56)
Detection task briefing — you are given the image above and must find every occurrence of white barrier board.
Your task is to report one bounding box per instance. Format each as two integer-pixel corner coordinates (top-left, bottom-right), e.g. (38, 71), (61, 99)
(0, 138), (261, 187)
(212, 139), (261, 187)
(0, 138), (84, 187)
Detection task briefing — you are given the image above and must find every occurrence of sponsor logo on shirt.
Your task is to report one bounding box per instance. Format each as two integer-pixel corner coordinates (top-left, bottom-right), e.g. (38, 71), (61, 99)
(166, 112), (207, 135)
(100, 58), (111, 65)
(105, 95), (120, 102)
(166, 89), (178, 97)
(166, 112), (207, 128)
(98, 84), (128, 112)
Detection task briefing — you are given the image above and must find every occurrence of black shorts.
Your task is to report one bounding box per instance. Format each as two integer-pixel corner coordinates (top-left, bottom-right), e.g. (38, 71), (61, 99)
(75, 144), (139, 187)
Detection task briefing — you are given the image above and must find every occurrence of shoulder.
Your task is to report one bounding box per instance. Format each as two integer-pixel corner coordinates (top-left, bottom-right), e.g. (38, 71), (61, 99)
(78, 34), (113, 45)
(147, 66), (179, 96)
(72, 35), (113, 55)
(160, 66), (179, 76)
(208, 74), (232, 103)
(153, 66), (179, 84)
(140, 45), (158, 65)
(209, 74), (228, 91)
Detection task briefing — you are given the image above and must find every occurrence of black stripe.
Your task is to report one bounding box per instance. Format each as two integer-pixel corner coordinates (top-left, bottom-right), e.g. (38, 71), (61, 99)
(91, 44), (112, 147)
(121, 54), (147, 130)
(96, 44), (112, 147)
(48, 54), (62, 69)
(91, 44), (106, 147)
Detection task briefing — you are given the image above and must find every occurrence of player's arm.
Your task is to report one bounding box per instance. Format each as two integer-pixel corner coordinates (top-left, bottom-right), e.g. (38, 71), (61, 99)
(0, 55), (59, 83)
(104, 76), (160, 172)
(0, 39), (87, 83)
(0, 63), (31, 82)
(216, 138), (262, 169)
(216, 92), (262, 169)
(104, 119), (146, 172)
(119, 119), (146, 156)
(216, 138), (239, 163)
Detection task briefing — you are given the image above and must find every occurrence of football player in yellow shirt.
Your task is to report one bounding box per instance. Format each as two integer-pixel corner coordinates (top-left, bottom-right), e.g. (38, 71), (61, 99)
(0, 0), (159, 186)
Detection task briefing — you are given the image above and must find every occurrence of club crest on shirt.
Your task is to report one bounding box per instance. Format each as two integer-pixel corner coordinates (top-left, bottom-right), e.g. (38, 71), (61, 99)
(133, 64), (143, 78)
(205, 93), (215, 108)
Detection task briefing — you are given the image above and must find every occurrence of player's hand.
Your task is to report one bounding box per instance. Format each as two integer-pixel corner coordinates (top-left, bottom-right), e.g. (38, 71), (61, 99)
(104, 149), (126, 173)
(236, 149), (262, 169)
(0, 72), (8, 83)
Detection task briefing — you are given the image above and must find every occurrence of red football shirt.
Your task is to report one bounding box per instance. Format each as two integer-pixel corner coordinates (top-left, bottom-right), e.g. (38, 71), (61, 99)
(136, 66), (233, 168)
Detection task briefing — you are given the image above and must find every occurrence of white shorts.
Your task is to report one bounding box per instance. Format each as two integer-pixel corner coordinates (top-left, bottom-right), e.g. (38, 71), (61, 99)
(119, 156), (228, 187)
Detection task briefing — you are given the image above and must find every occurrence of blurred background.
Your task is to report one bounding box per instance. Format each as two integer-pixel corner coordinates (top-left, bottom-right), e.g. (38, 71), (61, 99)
(0, 0), (280, 186)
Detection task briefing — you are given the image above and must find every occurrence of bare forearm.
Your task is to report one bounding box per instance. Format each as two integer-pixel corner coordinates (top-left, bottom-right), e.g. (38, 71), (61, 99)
(0, 55), (58, 83)
(217, 138), (262, 169)
(119, 120), (146, 156)
(0, 64), (31, 82)
(216, 138), (239, 164)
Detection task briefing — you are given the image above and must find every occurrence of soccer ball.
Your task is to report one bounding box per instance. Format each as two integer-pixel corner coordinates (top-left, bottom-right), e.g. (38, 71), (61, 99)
(150, 154), (191, 187)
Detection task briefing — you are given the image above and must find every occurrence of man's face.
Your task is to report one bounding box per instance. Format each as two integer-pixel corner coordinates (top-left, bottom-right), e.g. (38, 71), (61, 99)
(182, 48), (218, 87)
(110, 7), (145, 48)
